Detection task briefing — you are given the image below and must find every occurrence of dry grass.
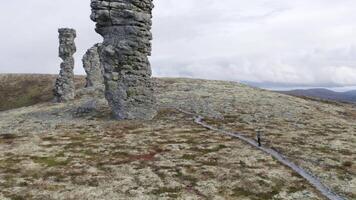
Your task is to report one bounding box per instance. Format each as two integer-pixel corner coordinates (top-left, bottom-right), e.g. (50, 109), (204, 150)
(0, 74), (85, 111)
(0, 106), (323, 199)
(0, 76), (354, 199)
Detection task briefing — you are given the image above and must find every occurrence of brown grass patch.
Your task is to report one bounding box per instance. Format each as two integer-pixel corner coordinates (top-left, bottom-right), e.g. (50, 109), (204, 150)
(0, 74), (85, 111)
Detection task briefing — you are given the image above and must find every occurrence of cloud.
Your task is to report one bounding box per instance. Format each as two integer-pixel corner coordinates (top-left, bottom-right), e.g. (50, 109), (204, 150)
(0, 0), (101, 75)
(0, 0), (356, 87)
(152, 0), (356, 87)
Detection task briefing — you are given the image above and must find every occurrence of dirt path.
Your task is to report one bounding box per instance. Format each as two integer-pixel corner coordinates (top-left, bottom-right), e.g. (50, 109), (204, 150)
(178, 109), (346, 200)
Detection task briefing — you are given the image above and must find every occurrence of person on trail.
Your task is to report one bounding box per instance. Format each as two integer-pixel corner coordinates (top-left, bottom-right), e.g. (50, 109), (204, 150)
(257, 131), (262, 147)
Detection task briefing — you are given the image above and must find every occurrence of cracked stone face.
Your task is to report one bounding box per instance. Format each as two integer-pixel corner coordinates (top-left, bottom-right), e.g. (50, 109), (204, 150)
(54, 28), (77, 102)
(90, 0), (157, 120)
(82, 43), (104, 88)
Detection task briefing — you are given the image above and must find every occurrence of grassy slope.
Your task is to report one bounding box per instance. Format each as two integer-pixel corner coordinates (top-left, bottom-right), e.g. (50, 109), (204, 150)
(155, 78), (356, 199)
(0, 102), (323, 200)
(0, 74), (85, 111)
(0, 75), (354, 199)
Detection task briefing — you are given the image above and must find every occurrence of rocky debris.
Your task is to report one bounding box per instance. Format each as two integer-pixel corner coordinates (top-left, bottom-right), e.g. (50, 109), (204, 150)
(76, 84), (105, 99)
(82, 43), (104, 88)
(54, 28), (77, 102)
(90, 0), (157, 120)
(76, 99), (98, 113)
(75, 99), (100, 117)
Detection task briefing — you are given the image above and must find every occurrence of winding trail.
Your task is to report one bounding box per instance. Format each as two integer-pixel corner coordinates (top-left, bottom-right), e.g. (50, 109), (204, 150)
(178, 109), (346, 200)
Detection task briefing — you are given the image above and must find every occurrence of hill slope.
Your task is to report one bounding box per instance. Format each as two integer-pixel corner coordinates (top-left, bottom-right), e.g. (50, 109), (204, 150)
(280, 88), (356, 103)
(0, 75), (355, 199)
(0, 74), (85, 111)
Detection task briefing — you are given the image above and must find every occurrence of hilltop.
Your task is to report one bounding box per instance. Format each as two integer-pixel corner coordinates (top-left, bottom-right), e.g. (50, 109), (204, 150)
(0, 74), (355, 200)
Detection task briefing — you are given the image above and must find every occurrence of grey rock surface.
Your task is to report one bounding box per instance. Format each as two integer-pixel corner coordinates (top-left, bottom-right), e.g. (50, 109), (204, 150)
(90, 0), (157, 120)
(82, 43), (104, 88)
(75, 99), (100, 116)
(54, 28), (77, 102)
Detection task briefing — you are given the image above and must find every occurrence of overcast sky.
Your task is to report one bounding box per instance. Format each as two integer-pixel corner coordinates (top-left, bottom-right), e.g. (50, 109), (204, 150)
(1, 0), (356, 88)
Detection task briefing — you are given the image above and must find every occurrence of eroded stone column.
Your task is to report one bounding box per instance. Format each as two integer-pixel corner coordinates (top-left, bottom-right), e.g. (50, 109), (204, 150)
(82, 43), (104, 88)
(90, 0), (156, 120)
(54, 28), (76, 102)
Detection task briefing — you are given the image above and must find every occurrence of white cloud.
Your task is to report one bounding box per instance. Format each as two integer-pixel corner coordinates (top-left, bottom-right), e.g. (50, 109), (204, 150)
(0, 0), (356, 87)
(152, 0), (356, 87)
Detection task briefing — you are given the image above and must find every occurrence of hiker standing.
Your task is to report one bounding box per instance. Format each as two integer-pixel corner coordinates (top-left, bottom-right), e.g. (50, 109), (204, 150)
(257, 131), (262, 147)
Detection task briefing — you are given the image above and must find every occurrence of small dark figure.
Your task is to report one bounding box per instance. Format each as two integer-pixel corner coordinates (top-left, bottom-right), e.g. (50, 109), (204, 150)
(257, 132), (262, 147)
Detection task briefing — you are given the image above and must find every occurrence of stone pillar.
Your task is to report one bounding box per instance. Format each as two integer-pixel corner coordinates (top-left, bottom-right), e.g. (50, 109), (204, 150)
(90, 0), (157, 120)
(54, 28), (77, 102)
(82, 43), (104, 88)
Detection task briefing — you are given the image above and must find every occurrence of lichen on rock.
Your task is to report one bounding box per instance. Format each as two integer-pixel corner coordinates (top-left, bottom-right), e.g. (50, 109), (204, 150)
(90, 0), (157, 120)
(54, 28), (77, 102)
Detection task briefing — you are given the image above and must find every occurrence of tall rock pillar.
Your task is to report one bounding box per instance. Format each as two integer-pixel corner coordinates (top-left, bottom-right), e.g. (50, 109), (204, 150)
(54, 28), (77, 102)
(90, 0), (157, 120)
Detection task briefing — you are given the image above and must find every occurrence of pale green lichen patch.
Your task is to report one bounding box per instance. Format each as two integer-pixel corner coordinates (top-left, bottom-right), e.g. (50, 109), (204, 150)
(31, 156), (71, 167)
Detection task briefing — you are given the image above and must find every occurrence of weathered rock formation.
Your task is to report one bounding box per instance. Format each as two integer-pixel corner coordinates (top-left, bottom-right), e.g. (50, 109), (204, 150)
(54, 28), (77, 102)
(82, 43), (104, 88)
(90, 0), (157, 120)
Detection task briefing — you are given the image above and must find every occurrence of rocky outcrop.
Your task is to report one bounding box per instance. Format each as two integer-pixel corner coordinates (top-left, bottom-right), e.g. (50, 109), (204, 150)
(90, 0), (157, 120)
(82, 43), (104, 88)
(54, 28), (77, 102)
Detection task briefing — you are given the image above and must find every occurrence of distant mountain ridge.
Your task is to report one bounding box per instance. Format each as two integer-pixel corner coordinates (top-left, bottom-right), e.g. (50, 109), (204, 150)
(279, 88), (356, 103)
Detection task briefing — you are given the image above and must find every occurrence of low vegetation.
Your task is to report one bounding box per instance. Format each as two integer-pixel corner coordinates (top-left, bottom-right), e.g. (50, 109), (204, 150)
(0, 75), (354, 199)
(0, 74), (85, 111)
